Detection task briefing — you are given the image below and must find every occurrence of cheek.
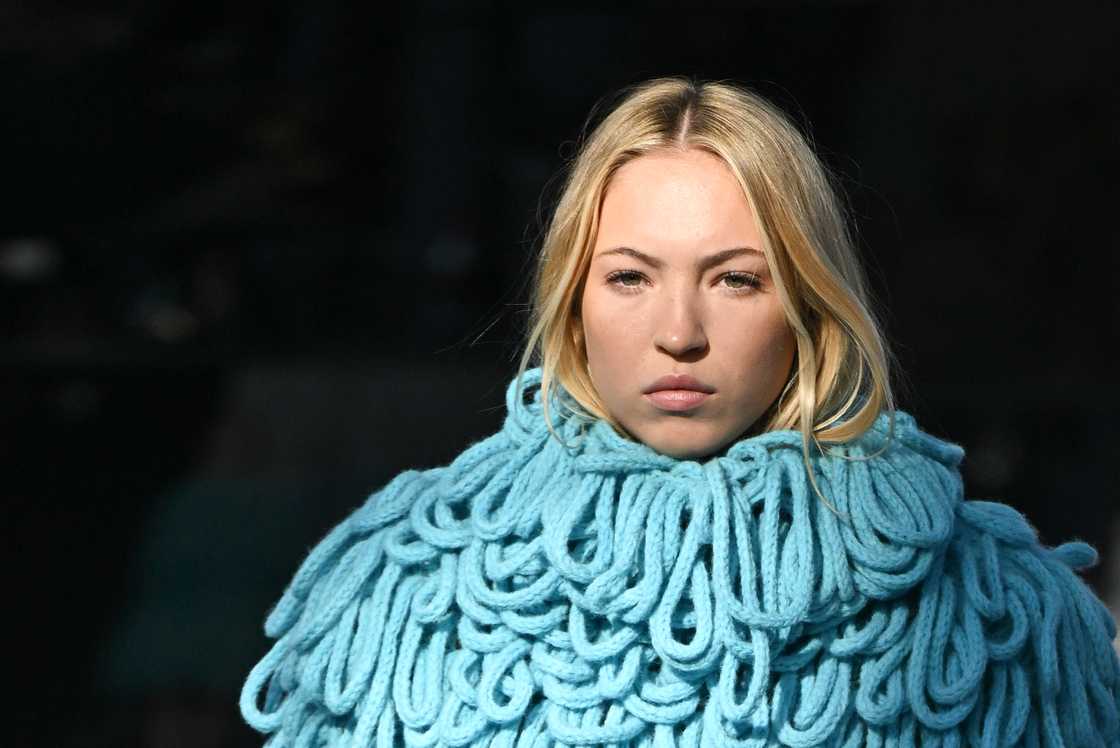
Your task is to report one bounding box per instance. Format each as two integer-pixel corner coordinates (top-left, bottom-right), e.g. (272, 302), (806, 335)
(764, 323), (797, 376)
(583, 290), (635, 355)
(766, 344), (795, 388)
(723, 308), (794, 368)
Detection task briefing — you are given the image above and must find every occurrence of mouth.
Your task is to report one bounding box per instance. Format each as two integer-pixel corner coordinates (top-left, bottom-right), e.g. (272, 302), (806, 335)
(643, 373), (716, 394)
(643, 389), (711, 412)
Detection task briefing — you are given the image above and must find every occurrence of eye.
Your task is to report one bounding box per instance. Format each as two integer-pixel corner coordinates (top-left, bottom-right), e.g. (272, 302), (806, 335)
(605, 269), (646, 293)
(720, 271), (762, 293)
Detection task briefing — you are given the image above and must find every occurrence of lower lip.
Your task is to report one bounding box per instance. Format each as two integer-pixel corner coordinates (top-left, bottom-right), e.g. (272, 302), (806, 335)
(644, 389), (711, 412)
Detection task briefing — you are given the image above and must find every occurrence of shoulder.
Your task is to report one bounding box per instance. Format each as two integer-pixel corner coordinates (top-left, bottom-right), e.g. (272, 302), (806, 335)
(237, 413), (546, 743)
(905, 495), (1120, 744)
(817, 411), (1120, 743)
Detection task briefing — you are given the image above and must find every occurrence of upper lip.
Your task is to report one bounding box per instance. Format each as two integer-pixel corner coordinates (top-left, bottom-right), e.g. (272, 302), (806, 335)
(643, 373), (716, 394)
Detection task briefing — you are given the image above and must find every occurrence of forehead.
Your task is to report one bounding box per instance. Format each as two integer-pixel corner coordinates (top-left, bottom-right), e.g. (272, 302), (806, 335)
(595, 149), (759, 251)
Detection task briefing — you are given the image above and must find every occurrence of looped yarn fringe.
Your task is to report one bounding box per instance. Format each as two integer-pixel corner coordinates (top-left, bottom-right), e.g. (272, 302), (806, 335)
(240, 367), (1120, 746)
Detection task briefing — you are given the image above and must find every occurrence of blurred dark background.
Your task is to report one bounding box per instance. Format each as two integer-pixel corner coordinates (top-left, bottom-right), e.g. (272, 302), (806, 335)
(3, 1), (1118, 745)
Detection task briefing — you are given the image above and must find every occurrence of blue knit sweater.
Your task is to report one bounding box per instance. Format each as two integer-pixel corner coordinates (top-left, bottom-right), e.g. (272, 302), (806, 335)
(240, 367), (1120, 746)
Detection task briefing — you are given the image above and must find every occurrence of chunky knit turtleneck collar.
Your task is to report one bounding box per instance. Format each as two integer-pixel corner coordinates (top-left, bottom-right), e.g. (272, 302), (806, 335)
(475, 366), (965, 634)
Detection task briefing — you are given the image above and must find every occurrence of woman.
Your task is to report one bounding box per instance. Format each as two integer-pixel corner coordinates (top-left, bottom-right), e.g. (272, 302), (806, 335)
(240, 77), (1120, 746)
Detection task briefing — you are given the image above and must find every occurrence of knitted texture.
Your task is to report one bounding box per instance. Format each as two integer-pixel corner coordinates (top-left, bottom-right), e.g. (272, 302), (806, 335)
(240, 367), (1120, 746)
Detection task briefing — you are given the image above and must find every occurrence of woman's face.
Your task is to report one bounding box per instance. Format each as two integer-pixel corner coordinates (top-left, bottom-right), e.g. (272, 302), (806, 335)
(579, 148), (796, 460)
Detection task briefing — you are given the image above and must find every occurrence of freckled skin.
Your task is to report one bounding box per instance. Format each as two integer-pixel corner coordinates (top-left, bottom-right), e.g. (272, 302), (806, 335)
(578, 149), (796, 460)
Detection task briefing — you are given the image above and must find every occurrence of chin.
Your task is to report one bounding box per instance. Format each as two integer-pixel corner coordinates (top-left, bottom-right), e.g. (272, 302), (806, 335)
(663, 446), (715, 461)
(643, 427), (722, 461)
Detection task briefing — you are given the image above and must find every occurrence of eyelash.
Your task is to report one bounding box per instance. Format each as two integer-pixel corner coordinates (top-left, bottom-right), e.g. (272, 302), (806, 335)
(604, 269), (762, 295)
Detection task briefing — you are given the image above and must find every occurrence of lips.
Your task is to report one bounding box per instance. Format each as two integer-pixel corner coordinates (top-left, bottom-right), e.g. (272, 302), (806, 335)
(642, 373), (716, 395)
(642, 373), (715, 412)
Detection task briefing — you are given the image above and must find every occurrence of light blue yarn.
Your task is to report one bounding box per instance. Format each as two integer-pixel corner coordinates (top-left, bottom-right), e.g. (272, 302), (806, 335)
(240, 367), (1120, 747)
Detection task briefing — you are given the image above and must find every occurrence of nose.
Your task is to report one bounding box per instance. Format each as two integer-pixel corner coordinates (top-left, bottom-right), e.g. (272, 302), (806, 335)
(652, 289), (708, 358)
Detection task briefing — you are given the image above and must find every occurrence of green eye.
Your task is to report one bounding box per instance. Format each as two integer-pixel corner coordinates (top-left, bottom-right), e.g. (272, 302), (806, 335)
(721, 272), (761, 292)
(606, 270), (645, 290)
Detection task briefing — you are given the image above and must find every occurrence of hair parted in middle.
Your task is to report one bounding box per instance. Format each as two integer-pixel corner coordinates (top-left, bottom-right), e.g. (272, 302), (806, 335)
(514, 75), (903, 506)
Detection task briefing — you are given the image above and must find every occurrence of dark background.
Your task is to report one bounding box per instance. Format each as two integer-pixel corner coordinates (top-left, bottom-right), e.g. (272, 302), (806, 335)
(3, 2), (1118, 745)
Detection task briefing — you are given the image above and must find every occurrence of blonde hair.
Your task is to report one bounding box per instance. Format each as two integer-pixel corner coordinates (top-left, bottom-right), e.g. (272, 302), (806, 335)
(514, 75), (903, 508)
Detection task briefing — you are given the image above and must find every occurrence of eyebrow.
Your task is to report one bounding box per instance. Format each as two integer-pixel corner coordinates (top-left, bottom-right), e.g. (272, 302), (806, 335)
(596, 245), (762, 272)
